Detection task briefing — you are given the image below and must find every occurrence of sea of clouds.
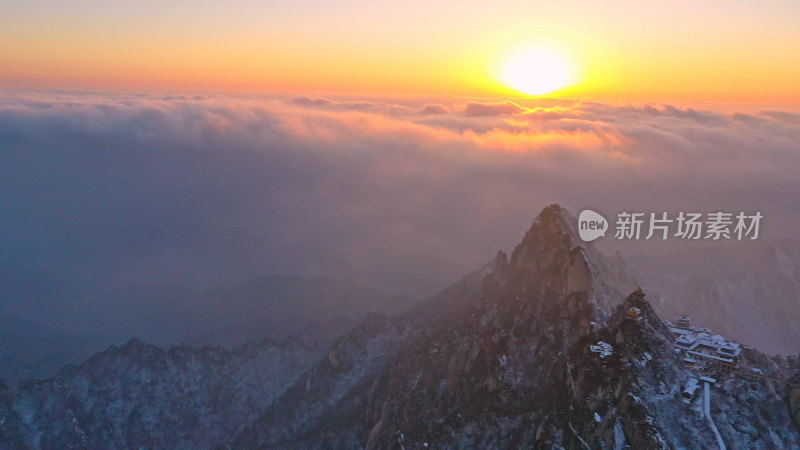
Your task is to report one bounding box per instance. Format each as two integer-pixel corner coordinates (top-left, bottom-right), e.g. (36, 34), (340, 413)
(2, 90), (799, 297)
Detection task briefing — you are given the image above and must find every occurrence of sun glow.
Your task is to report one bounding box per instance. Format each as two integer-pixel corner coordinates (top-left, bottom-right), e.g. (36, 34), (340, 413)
(499, 46), (576, 96)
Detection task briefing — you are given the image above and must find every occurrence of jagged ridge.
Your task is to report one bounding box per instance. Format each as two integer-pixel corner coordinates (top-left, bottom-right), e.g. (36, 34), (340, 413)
(4, 337), (321, 449)
(3, 205), (799, 449)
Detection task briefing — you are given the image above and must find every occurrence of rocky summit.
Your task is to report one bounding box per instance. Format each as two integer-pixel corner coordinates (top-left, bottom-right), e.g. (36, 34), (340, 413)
(2, 205), (799, 449)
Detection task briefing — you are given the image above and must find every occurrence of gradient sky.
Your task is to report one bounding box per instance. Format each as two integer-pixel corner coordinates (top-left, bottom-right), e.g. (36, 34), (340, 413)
(2, 0), (800, 103)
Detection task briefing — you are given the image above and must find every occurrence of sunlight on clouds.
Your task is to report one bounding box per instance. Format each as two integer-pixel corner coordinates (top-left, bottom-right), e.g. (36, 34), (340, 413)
(3, 91), (800, 294)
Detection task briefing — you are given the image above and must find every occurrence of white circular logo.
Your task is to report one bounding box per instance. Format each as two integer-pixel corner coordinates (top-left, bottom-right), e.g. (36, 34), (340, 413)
(578, 209), (608, 242)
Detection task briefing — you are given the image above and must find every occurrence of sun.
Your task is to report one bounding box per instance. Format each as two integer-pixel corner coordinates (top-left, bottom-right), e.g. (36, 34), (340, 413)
(499, 46), (576, 96)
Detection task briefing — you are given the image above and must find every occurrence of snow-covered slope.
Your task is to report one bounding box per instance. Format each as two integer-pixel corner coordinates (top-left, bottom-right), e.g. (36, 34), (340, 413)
(3, 338), (321, 449)
(2, 205), (798, 449)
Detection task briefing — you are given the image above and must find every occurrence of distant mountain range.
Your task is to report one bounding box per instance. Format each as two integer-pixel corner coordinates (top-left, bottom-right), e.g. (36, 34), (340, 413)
(0, 276), (413, 383)
(1, 205), (797, 448)
(630, 239), (800, 356)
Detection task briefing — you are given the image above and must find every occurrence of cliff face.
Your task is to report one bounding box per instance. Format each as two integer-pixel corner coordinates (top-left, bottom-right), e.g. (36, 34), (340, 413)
(358, 205), (620, 449)
(3, 205), (799, 449)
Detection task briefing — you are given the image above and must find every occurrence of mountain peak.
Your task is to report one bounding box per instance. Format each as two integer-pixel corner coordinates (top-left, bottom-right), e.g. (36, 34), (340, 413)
(512, 204), (581, 259)
(531, 203), (578, 238)
(495, 205), (592, 299)
(481, 204), (641, 328)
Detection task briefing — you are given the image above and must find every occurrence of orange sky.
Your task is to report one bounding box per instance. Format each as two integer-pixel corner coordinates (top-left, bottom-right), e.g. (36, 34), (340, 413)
(2, 0), (800, 104)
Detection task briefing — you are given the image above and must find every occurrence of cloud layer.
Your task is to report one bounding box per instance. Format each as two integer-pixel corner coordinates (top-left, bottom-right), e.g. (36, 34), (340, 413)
(1, 91), (799, 297)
